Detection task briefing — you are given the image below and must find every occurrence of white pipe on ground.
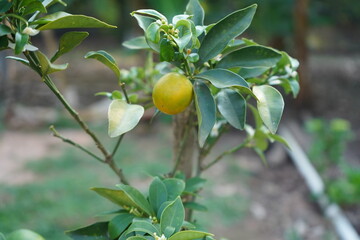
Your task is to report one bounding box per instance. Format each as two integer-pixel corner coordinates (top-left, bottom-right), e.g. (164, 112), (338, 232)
(280, 127), (359, 240)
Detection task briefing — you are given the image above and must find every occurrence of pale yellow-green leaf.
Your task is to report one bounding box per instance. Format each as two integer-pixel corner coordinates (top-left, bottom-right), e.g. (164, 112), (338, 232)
(108, 100), (144, 138)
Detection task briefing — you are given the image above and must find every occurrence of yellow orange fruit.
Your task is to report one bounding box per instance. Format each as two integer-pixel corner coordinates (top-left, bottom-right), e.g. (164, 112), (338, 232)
(152, 72), (193, 115)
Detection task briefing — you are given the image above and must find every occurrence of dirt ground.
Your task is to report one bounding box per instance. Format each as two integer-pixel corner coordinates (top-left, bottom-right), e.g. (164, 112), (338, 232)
(0, 126), (338, 240)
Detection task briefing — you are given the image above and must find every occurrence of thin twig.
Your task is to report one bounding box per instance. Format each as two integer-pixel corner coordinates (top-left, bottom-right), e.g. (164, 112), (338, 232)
(170, 125), (191, 177)
(111, 134), (125, 157)
(49, 125), (103, 163)
(201, 139), (251, 171)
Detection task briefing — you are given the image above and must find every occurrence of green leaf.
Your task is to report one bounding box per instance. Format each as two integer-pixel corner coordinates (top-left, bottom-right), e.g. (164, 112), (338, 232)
(168, 230), (213, 240)
(132, 14), (156, 32)
(197, 4), (257, 64)
(185, 0), (205, 26)
(42, 0), (67, 8)
(160, 197), (185, 238)
(132, 9), (167, 21)
(149, 177), (168, 214)
(221, 39), (245, 55)
(160, 38), (175, 62)
(108, 213), (134, 239)
(126, 218), (160, 237)
(31, 11), (70, 25)
(253, 85), (284, 134)
(217, 89), (246, 130)
(0, 1), (12, 13)
(51, 31), (89, 62)
(126, 237), (148, 240)
(37, 15), (116, 30)
(238, 67), (268, 79)
(15, 32), (29, 55)
(6, 56), (30, 67)
(111, 90), (123, 100)
(195, 69), (249, 89)
(122, 36), (150, 50)
(0, 25), (11, 36)
(188, 53), (199, 63)
(116, 184), (154, 216)
(85, 50), (120, 79)
(157, 201), (172, 220)
(253, 129), (269, 151)
(66, 222), (110, 240)
(184, 177), (206, 193)
(218, 46), (282, 69)
(194, 81), (216, 147)
(36, 51), (68, 75)
(145, 22), (161, 43)
(268, 133), (290, 149)
(183, 202), (208, 212)
(0, 232), (5, 240)
(269, 77), (300, 98)
(7, 229), (44, 240)
(23, 0), (47, 16)
(163, 178), (185, 201)
(173, 19), (193, 51)
(91, 187), (140, 210)
(108, 100), (144, 138)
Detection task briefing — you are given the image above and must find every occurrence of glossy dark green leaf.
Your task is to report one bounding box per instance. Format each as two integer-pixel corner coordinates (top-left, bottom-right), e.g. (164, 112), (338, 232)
(195, 69), (249, 89)
(168, 230), (213, 240)
(185, 0), (204, 26)
(183, 202), (208, 212)
(0, 1), (12, 13)
(122, 36), (150, 50)
(198, 4), (257, 64)
(66, 222), (110, 240)
(108, 213), (134, 239)
(116, 184), (154, 216)
(0, 25), (11, 36)
(126, 218), (160, 237)
(51, 31), (88, 62)
(217, 89), (246, 130)
(31, 11), (70, 25)
(160, 38), (175, 62)
(163, 178), (185, 201)
(7, 229), (44, 240)
(188, 53), (199, 63)
(184, 177), (206, 193)
(23, 0), (47, 16)
(149, 177), (168, 214)
(85, 50), (120, 79)
(194, 81), (216, 147)
(248, 104), (262, 129)
(218, 46), (282, 69)
(132, 14), (156, 32)
(238, 67), (268, 79)
(37, 15), (116, 30)
(160, 197), (185, 238)
(157, 201), (172, 220)
(36, 51), (68, 75)
(253, 85), (284, 134)
(15, 32), (29, 55)
(221, 39), (245, 55)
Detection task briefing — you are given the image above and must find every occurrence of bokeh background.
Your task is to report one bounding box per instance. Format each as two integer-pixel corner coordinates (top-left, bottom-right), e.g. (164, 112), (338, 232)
(0, 0), (359, 239)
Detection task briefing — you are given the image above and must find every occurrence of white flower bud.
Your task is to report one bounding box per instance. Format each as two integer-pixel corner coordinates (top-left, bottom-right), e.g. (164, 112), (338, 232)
(22, 27), (39, 36)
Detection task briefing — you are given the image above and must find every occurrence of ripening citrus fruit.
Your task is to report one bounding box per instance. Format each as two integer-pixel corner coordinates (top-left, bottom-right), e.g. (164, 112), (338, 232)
(152, 72), (193, 115)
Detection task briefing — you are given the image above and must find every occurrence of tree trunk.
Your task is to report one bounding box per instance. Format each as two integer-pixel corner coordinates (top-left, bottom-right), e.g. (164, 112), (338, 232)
(172, 105), (197, 179)
(294, 0), (312, 107)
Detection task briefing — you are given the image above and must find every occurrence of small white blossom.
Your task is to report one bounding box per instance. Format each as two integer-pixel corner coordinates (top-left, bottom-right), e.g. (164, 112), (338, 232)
(22, 27), (39, 36)
(154, 233), (167, 240)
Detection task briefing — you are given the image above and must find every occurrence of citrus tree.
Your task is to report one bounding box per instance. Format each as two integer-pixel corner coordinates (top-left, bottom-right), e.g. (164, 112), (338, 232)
(0, 0), (299, 239)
